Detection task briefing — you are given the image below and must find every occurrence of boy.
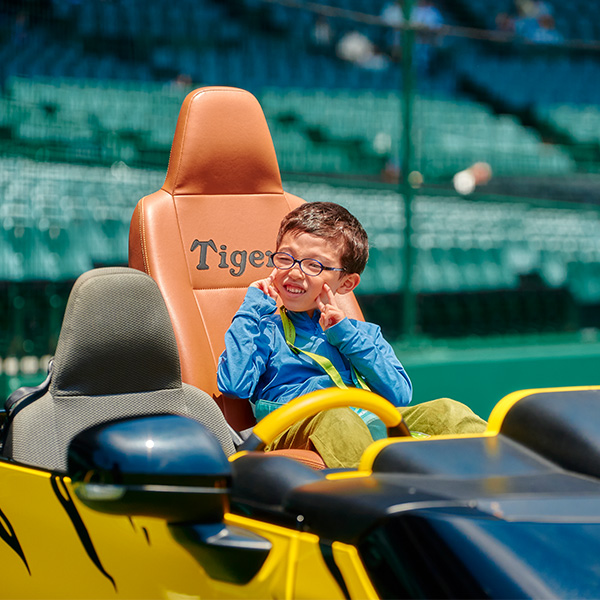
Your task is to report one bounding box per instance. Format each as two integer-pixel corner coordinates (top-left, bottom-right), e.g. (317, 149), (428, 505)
(217, 202), (485, 467)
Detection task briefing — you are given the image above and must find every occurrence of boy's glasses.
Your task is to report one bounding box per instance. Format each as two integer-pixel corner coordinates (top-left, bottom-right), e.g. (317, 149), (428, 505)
(271, 252), (345, 277)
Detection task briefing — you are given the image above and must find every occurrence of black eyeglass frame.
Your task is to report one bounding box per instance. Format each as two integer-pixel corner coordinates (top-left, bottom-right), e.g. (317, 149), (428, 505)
(271, 252), (346, 277)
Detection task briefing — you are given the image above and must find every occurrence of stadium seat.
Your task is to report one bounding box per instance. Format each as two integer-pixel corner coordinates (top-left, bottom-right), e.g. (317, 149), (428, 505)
(128, 87), (365, 437)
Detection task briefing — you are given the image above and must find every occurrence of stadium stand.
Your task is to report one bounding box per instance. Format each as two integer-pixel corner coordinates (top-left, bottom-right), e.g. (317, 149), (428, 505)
(1, 0), (600, 359)
(0, 152), (598, 352)
(0, 77), (576, 179)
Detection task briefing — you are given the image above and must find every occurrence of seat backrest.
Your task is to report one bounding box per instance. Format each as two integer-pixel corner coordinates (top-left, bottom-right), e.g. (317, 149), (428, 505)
(129, 87), (363, 429)
(3, 267), (236, 471)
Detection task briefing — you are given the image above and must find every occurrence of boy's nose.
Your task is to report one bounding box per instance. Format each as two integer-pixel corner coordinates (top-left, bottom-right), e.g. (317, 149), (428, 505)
(288, 263), (305, 277)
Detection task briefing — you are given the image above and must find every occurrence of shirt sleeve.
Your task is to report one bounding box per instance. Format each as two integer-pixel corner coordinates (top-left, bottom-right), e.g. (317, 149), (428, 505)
(217, 287), (277, 401)
(325, 318), (412, 406)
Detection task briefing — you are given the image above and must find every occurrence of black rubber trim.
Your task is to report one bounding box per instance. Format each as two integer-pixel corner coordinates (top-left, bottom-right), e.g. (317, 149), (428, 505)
(320, 541), (350, 599)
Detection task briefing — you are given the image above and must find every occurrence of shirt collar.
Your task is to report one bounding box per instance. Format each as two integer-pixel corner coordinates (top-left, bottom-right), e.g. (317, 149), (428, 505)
(286, 308), (321, 328)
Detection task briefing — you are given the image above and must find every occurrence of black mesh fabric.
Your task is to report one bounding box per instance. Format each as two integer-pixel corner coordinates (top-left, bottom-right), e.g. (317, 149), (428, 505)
(6, 267), (235, 471)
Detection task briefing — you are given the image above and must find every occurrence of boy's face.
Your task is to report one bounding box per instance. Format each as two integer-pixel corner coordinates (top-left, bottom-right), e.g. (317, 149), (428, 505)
(273, 232), (359, 316)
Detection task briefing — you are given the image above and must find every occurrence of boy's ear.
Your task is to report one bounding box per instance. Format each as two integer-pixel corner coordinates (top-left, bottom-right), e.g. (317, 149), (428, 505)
(337, 273), (360, 295)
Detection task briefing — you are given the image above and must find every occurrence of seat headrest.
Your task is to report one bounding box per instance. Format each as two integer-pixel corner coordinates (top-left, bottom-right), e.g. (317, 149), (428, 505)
(163, 86), (283, 197)
(51, 267), (181, 397)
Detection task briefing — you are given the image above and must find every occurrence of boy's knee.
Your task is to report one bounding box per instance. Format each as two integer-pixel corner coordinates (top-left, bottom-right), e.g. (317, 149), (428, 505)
(400, 398), (487, 436)
(308, 407), (374, 469)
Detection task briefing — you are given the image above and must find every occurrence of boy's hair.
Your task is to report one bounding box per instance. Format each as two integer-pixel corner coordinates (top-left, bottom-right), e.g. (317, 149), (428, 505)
(276, 202), (369, 274)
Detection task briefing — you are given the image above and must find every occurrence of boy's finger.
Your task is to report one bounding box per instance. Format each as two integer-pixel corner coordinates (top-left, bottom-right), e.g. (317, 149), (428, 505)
(323, 283), (338, 306)
(316, 296), (328, 313)
(318, 287), (330, 307)
(267, 281), (279, 299)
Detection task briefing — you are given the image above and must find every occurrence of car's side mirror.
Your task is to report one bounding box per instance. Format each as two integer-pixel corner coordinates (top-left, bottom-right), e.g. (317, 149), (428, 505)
(68, 414), (273, 584)
(68, 414), (231, 523)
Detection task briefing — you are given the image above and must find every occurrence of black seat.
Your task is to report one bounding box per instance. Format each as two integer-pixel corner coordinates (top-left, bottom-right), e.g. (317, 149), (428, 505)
(2, 267), (236, 471)
(500, 387), (600, 480)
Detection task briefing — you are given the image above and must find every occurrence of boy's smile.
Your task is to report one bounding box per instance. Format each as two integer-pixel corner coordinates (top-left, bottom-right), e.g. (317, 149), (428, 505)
(274, 232), (357, 317)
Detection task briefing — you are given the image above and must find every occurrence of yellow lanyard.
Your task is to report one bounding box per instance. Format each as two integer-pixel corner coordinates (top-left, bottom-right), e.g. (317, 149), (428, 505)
(279, 308), (370, 391)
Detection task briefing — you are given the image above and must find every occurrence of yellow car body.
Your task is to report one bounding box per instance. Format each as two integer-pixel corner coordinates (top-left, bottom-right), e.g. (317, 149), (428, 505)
(3, 385), (600, 599)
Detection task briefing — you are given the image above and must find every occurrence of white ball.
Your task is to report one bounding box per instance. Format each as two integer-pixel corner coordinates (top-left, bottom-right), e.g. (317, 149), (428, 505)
(453, 170), (476, 195)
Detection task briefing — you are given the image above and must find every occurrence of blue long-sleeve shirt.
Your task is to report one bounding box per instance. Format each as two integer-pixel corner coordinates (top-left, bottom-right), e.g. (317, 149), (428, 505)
(217, 287), (412, 425)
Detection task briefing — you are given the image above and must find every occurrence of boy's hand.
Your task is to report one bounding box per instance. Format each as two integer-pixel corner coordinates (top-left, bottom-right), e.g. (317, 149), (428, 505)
(250, 269), (279, 301)
(317, 283), (346, 330)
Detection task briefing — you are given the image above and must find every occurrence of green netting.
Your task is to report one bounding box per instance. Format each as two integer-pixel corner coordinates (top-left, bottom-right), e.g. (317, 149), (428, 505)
(536, 103), (600, 145)
(5, 75), (576, 180)
(2, 0), (600, 355)
(260, 88), (577, 179)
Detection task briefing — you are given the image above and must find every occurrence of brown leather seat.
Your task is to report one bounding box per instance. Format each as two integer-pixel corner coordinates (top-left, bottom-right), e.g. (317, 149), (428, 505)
(129, 86), (364, 454)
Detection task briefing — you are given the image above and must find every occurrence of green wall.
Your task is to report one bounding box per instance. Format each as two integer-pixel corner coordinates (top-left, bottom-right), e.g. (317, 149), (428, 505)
(399, 334), (600, 419)
(4, 335), (600, 420)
